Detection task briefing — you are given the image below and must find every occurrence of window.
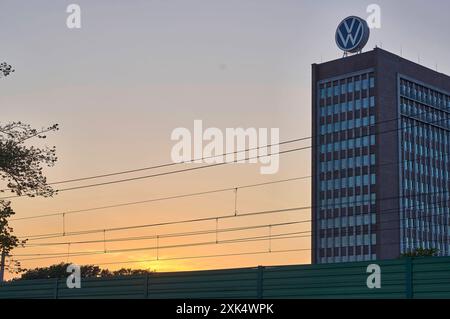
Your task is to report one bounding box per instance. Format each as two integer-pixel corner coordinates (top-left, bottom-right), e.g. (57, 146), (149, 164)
(363, 117), (369, 127)
(334, 85), (340, 96)
(363, 98), (369, 108)
(348, 82), (354, 93)
(362, 79), (369, 90)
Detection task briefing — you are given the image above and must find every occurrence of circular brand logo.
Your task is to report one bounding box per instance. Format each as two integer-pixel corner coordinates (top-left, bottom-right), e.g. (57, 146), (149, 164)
(335, 16), (370, 53)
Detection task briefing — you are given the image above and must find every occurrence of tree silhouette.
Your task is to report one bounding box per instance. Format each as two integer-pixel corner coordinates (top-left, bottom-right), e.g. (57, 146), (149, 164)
(0, 122), (59, 197)
(0, 62), (14, 78)
(0, 121), (59, 281)
(0, 202), (26, 277)
(18, 263), (153, 280)
(401, 248), (439, 258)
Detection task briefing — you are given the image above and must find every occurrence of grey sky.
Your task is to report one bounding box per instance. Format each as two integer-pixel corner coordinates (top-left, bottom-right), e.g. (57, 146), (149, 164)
(1, 0), (449, 274)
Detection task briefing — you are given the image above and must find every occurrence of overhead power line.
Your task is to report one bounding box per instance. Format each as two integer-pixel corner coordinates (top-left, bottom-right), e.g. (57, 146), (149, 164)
(17, 248), (311, 267)
(1, 106), (447, 199)
(0, 146), (308, 200)
(10, 149), (448, 223)
(15, 195), (450, 258)
(14, 231), (310, 261)
(13, 194), (450, 266)
(0, 137), (306, 194)
(75, 248), (310, 267)
(18, 188), (450, 242)
(19, 206), (311, 240)
(22, 220), (309, 248)
(15, 198), (450, 262)
(4, 108), (450, 269)
(10, 176), (311, 222)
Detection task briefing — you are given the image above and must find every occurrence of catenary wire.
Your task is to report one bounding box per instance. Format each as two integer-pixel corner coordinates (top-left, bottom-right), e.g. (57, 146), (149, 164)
(18, 187), (450, 241)
(14, 196), (450, 256)
(10, 176), (311, 222)
(14, 231), (311, 260)
(21, 220), (309, 247)
(16, 248), (311, 267)
(1, 105), (448, 199)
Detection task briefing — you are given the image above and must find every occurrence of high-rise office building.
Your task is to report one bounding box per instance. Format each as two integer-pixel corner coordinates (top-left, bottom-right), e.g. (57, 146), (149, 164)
(312, 48), (450, 264)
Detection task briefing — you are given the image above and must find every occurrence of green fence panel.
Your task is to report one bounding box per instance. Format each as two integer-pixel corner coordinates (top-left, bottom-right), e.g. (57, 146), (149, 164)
(147, 267), (259, 299)
(1, 257), (450, 299)
(412, 257), (450, 299)
(262, 259), (406, 299)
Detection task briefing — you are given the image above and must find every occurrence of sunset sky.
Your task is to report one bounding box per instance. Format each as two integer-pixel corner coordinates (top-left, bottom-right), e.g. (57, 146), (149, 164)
(1, 0), (450, 280)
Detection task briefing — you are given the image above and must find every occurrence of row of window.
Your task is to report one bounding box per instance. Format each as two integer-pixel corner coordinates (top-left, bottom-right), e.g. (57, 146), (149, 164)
(400, 78), (450, 111)
(404, 209), (449, 220)
(403, 198), (449, 215)
(320, 117), (376, 135)
(402, 118), (450, 143)
(320, 136), (376, 154)
(320, 97), (376, 117)
(403, 142), (450, 160)
(319, 193), (377, 209)
(320, 76), (375, 99)
(403, 129), (450, 149)
(403, 162), (449, 180)
(320, 174), (376, 191)
(320, 234), (377, 248)
(320, 215), (377, 230)
(320, 154), (376, 173)
(404, 219), (450, 234)
(320, 254), (376, 263)
(401, 99), (450, 130)
(404, 180), (448, 195)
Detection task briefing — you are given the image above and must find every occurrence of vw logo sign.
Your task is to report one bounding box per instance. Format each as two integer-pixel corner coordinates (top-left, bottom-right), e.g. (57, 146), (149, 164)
(335, 16), (370, 53)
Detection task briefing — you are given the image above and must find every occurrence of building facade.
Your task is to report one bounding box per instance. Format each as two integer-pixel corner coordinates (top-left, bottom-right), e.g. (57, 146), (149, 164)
(312, 48), (450, 263)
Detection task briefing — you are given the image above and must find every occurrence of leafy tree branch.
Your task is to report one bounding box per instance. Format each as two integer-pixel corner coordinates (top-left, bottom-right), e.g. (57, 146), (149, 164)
(0, 122), (59, 197)
(0, 62), (14, 78)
